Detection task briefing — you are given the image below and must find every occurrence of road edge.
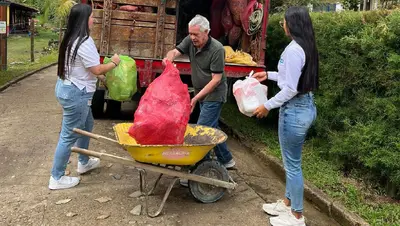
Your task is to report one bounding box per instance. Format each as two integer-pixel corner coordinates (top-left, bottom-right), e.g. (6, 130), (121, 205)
(0, 63), (57, 93)
(220, 117), (370, 226)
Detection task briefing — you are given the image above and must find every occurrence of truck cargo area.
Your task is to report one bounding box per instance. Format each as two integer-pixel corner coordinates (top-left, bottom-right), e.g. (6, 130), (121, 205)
(89, 0), (267, 67)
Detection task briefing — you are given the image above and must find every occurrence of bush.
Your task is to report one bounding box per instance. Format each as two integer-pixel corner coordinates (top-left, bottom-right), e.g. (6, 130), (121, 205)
(266, 10), (400, 196)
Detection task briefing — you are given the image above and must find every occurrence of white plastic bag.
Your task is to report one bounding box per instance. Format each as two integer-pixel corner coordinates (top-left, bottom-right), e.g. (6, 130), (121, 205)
(233, 77), (268, 117)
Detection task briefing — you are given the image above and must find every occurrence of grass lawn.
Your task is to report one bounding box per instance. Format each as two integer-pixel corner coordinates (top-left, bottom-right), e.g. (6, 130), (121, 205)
(221, 102), (400, 226)
(0, 28), (58, 87)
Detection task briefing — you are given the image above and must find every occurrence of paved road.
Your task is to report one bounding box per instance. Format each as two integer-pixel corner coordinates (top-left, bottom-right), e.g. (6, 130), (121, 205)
(0, 66), (339, 226)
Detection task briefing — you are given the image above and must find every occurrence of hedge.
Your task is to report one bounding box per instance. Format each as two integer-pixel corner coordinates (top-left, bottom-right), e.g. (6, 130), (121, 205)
(266, 10), (400, 196)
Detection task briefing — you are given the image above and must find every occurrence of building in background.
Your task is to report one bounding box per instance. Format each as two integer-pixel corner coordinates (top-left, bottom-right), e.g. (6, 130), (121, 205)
(2, 0), (38, 35)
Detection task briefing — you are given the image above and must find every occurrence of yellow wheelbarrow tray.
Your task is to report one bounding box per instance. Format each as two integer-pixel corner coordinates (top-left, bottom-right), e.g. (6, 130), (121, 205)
(71, 123), (237, 218)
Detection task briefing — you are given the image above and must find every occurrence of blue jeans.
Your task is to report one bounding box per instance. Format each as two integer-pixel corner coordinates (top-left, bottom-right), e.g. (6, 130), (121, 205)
(279, 92), (317, 213)
(51, 79), (95, 180)
(198, 101), (233, 164)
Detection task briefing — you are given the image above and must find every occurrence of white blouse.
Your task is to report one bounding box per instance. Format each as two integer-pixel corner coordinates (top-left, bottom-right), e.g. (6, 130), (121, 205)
(264, 40), (306, 110)
(65, 36), (100, 93)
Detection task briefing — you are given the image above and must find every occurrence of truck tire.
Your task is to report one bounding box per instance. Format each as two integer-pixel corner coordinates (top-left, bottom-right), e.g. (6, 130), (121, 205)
(105, 100), (122, 118)
(91, 90), (105, 119)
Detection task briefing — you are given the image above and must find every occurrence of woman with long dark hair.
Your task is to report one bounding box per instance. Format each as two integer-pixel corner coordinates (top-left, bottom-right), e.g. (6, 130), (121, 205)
(49, 3), (120, 190)
(252, 6), (318, 226)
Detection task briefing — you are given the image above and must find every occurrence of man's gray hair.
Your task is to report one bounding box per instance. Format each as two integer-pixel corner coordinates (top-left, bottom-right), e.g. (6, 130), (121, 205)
(188, 15), (210, 33)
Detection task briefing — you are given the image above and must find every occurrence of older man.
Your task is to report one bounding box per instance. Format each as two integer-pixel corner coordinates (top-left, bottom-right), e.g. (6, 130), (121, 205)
(164, 15), (235, 169)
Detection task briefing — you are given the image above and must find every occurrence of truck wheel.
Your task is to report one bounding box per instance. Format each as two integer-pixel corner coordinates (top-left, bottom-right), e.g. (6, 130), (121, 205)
(91, 90), (105, 119)
(105, 100), (122, 118)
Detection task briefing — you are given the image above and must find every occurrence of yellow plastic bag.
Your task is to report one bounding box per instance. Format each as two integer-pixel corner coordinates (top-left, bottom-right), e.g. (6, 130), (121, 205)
(224, 46), (257, 66)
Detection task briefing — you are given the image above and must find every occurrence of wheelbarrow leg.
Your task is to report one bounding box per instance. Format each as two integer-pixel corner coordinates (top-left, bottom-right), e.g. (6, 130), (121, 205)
(139, 169), (176, 217)
(139, 169), (163, 196)
(147, 177), (178, 218)
(147, 173), (163, 195)
(139, 169), (147, 195)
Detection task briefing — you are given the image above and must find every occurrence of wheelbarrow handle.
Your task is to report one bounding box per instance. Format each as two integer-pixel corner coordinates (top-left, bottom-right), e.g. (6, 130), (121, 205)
(71, 147), (237, 190)
(71, 147), (102, 158)
(72, 128), (119, 145)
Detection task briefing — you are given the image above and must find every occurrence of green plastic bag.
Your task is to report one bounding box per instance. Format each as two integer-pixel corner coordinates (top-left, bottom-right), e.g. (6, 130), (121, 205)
(103, 55), (137, 101)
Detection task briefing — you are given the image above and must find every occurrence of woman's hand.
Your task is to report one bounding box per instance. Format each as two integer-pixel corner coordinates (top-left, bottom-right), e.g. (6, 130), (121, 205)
(111, 54), (120, 66)
(89, 54), (120, 75)
(252, 71), (268, 82)
(253, 105), (269, 118)
(97, 75), (107, 87)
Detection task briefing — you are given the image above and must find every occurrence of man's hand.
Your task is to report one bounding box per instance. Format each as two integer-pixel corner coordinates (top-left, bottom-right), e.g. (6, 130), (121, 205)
(252, 71), (268, 82)
(190, 97), (198, 113)
(163, 49), (182, 67)
(162, 58), (169, 66)
(253, 105), (269, 118)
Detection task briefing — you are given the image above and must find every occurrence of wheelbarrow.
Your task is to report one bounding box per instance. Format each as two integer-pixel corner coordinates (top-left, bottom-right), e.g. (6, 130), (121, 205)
(71, 123), (237, 217)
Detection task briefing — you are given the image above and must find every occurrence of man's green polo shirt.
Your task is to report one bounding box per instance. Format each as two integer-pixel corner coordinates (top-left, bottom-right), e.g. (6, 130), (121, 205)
(176, 35), (227, 103)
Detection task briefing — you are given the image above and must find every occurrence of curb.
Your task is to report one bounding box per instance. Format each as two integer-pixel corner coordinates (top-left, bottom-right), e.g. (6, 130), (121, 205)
(219, 117), (370, 226)
(0, 63), (57, 93)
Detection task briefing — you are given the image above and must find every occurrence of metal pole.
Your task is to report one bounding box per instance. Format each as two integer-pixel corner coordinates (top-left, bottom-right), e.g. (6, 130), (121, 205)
(30, 18), (34, 62)
(0, 33), (6, 71)
(0, 3), (8, 71)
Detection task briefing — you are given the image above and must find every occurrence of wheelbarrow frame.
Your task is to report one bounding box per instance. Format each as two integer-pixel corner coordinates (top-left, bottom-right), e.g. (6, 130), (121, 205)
(71, 128), (237, 217)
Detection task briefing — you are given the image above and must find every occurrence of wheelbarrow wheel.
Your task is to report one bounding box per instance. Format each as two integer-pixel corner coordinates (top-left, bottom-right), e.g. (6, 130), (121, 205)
(189, 160), (229, 203)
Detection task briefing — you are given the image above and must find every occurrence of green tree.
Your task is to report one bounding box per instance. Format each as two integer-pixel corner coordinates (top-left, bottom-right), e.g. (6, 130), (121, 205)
(342, 0), (360, 10)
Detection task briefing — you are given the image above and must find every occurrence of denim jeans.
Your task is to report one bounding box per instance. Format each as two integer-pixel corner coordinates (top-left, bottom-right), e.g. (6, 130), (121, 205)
(279, 92), (317, 213)
(197, 101), (233, 164)
(51, 79), (94, 180)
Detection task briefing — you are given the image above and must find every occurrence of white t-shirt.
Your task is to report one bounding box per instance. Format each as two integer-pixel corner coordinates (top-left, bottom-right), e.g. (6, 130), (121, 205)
(264, 40), (306, 110)
(65, 36), (100, 93)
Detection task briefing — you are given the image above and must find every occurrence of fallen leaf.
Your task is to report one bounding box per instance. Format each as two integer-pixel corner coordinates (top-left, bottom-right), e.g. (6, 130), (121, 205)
(56, 199), (71, 205)
(96, 214), (110, 220)
(112, 174), (122, 180)
(129, 191), (142, 198)
(66, 212), (77, 217)
(95, 197), (112, 203)
(130, 205), (142, 216)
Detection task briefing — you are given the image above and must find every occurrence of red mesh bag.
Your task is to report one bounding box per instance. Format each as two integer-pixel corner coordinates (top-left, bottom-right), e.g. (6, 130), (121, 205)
(120, 5), (139, 11)
(228, 0), (248, 26)
(210, 0), (227, 39)
(221, 3), (234, 35)
(128, 61), (191, 145)
(228, 24), (242, 46)
(241, 0), (258, 33)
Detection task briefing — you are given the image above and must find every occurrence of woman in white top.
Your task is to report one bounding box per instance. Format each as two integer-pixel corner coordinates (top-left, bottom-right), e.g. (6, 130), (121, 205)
(252, 6), (319, 226)
(49, 4), (120, 190)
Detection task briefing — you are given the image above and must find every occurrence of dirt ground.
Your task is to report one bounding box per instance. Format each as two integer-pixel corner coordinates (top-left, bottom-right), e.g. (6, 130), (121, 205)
(0, 66), (340, 226)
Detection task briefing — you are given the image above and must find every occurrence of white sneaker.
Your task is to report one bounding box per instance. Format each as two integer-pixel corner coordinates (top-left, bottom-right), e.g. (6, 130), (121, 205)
(263, 199), (291, 216)
(224, 159), (236, 169)
(180, 178), (188, 187)
(269, 212), (306, 226)
(48, 176), (80, 190)
(77, 158), (100, 174)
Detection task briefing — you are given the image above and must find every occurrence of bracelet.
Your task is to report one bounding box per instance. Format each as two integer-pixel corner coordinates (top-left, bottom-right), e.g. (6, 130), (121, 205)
(111, 61), (118, 67)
